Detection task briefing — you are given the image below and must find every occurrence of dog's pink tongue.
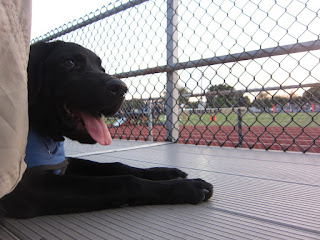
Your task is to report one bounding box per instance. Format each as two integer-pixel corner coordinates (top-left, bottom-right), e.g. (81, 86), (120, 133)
(80, 112), (112, 145)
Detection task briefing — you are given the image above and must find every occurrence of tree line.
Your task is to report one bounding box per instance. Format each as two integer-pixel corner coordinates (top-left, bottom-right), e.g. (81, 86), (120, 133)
(121, 83), (320, 110)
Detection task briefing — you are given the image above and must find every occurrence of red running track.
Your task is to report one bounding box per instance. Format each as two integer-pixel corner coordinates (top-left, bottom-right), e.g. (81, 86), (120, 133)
(109, 125), (320, 153)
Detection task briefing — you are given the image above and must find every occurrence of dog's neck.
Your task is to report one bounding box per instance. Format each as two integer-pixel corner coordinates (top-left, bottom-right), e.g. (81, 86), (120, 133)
(28, 102), (66, 142)
(24, 130), (67, 175)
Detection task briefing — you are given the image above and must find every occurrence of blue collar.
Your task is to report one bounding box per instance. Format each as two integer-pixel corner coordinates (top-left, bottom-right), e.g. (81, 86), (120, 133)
(25, 130), (66, 174)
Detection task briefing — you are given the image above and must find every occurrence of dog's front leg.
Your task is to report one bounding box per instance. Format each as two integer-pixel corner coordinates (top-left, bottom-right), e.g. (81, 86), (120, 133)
(0, 173), (212, 218)
(66, 158), (188, 180)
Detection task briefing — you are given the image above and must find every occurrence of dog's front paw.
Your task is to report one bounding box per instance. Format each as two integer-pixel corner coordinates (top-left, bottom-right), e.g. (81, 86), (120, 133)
(187, 179), (213, 204)
(143, 167), (188, 180)
(156, 178), (213, 205)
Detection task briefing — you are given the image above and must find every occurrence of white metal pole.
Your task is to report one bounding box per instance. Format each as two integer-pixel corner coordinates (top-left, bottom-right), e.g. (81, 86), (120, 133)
(166, 0), (179, 142)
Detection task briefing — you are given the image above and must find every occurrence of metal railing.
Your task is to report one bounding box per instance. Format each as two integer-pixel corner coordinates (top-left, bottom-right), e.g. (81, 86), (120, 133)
(33, 0), (320, 153)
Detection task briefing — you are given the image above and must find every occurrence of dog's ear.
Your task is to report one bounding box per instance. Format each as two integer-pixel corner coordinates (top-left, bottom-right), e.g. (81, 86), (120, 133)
(27, 41), (64, 104)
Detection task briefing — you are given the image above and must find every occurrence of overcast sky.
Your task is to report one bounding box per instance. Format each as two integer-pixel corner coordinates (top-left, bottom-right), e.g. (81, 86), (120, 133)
(31, 0), (108, 39)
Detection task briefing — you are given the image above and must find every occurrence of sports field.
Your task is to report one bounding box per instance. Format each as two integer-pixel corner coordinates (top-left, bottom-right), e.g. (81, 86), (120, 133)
(108, 111), (320, 153)
(178, 112), (320, 128)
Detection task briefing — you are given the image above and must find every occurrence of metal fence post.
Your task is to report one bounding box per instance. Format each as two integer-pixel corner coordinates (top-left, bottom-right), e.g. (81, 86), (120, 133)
(147, 99), (153, 141)
(237, 96), (244, 148)
(166, 0), (179, 142)
(237, 108), (243, 148)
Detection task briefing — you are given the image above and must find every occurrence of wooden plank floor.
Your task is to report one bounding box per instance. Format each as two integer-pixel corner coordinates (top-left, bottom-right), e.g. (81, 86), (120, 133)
(1, 139), (320, 240)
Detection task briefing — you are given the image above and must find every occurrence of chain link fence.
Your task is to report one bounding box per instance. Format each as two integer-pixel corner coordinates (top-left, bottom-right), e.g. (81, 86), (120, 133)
(33, 0), (320, 153)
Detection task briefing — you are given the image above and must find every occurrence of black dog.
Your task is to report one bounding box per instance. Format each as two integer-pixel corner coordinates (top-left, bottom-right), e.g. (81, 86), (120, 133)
(0, 41), (213, 218)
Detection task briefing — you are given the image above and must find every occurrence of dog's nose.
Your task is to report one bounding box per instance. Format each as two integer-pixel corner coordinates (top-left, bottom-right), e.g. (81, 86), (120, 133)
(107, 78), (128, 97)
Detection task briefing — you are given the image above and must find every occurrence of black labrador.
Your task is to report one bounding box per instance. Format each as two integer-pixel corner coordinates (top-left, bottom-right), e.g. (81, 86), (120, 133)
(0, 41), (213, 218)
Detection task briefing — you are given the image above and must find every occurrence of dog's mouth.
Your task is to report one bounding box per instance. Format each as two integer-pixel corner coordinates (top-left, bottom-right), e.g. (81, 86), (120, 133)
(58, 104), (112, 145)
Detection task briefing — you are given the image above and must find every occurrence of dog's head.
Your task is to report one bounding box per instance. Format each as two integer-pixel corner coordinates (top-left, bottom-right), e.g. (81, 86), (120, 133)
(28, 41), (127, 144)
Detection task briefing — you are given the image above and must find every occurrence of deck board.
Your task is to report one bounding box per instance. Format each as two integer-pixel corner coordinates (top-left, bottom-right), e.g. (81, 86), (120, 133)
(1, 139), (320, 240)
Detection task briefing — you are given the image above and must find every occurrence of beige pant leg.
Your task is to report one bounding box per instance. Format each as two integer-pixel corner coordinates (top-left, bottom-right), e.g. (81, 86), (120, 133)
(0, 0), (32, 198)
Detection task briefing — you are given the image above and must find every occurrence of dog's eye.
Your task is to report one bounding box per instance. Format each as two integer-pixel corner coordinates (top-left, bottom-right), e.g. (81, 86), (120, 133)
(64, 59), (75, 68)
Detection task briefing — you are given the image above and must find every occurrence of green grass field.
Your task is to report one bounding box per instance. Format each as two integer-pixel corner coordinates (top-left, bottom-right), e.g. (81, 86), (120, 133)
(106, 112), (320, 128)
(178, 112), (320, 128)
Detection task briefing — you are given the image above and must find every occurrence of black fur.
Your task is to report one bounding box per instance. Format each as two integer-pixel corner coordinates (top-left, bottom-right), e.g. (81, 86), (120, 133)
(0, 41), (213, 218)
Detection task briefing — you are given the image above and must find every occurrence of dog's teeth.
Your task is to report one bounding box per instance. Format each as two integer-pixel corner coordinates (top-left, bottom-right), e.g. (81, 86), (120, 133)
(63, 104), (72, 115)
(63, 105), (69, 112)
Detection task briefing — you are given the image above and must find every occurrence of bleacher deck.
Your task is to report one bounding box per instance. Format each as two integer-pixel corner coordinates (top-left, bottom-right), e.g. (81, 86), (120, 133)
(1, 139), (319, 240)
